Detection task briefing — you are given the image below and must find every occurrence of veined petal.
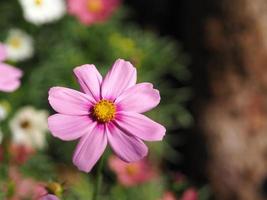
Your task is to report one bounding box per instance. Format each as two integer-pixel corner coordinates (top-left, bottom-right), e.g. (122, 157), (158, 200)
(48, 114), (96, 141)
(73, 124), (107, 172)
(48, 87), (94, 115)
(74, 64), (102, 101)
(107, 123), (148, 162)
(115, 83), (160, 113)
(101, 59), (137, 100)
(115, 112), (166, 141)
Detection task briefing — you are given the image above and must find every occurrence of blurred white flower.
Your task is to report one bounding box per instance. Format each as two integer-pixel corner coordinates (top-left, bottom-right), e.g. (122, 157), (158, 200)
(10, 106), (48, 150)
(19, 0), (66, 25)
(5, 29), (34, 62)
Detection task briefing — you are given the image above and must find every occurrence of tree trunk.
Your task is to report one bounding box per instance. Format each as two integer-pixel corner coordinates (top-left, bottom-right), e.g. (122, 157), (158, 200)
(199, 0), (267, 199)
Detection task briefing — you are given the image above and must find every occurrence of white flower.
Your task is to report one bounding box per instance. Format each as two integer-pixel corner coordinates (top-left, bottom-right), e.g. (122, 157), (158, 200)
(5, 29), (34, 62)
(19, 0), (66, 25)
(10, 106), (48, 150)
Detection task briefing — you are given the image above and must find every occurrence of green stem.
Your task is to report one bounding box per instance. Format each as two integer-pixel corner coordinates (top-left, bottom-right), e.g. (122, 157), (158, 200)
(92, 156), (104, 200)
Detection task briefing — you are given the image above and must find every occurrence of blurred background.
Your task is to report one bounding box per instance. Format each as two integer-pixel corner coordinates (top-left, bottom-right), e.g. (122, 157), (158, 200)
(1, 0), (267, 199)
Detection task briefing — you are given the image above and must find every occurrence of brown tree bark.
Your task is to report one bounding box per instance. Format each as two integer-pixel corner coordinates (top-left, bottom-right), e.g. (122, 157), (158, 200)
(199, 0), (267, 199)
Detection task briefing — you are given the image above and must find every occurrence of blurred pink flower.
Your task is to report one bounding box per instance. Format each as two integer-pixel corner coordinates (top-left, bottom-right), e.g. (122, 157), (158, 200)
(0, 43), (22, 92)
(108, 155), (158, 186)
(9, 144), (35, 165)
(41, 194), (59, 200)
(161, 191), (177, 200)
(48, 59), (166, 173)
(181, 188), (198, 200)
(9, 167), (46, 200)
(67, 0), (120, 25)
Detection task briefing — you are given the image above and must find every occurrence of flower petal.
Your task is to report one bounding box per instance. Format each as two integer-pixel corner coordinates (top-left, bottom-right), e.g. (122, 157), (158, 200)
(107, 123), (148, 162)
(48, 87), (94, 115)
(48, 114), (96, 141)
(73, 124), (107, 172)
(74, 64), (102, 101)
(115, 83), (160, 113)
(0, 63), (23, 78)
(115, 112), (166, 141)
(41, 195), (59, 200)
(101, 59), (137, 100)
(0, 79), (21, 92)
(0, 63), (22, 92)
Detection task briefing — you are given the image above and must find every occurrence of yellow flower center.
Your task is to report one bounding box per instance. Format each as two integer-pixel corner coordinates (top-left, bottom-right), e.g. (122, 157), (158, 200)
(9, 37), (21, 49)
(87, 0), (103, 13)
(126, 165), (138, 176)
(46, 182), (63, 197)
(92, 100), (116, 123)
(34, 0), (43, 6)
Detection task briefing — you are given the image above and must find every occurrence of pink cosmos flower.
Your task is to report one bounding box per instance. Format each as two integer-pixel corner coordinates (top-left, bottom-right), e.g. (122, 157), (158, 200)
(181, 188), (198, 200)
(68, 0), (120, 25)
(9, 144), (35, 165)
(8, 167), (47, 200)
(48, 59), (166, 173)
(108, 155), (158, 186)
(0, 43), (22, 92)
(161, 191), (177, 200)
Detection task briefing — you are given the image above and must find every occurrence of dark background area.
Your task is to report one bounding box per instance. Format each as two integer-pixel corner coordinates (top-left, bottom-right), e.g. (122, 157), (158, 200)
(125, 0), (211, 185)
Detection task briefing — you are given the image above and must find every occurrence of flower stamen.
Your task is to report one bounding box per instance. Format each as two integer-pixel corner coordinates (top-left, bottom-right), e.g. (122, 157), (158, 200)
(34, 0), (43, 6)
(93, 100), (116, 123)
(87, 0), (103, 13)
(8, 37), (22, 49)
(126, 165), (138, 176)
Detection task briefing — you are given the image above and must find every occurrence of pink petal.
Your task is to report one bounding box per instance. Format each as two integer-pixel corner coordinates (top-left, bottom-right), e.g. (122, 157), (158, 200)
(73, 124), (107, 172)
(115, 83), (160, 113)
(108, 155), (126, 173)
(74, 64), (102, 101)
(181, 188), (198, 200)
(0, 63), (22, 92)
(101, 59), (137, 100)
(115, 112), (166, 141)
(0, 43), (7, 62)
(48, 114), (97, 141)
(0, 63), (22, 78)
(0, 79), (21, 92)
(41, 195), (59, 200)
(107, 123), (148, 162)
(48, 87), (94, 115)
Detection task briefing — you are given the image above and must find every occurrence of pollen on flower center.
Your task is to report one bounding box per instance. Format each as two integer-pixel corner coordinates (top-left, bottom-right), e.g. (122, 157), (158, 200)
(92, 99), (116, 123)
(9, 37), (22, 49)
(34, 0), (43, 6)
(126, 165), (138, 176)
(87, 0), (103, 13)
